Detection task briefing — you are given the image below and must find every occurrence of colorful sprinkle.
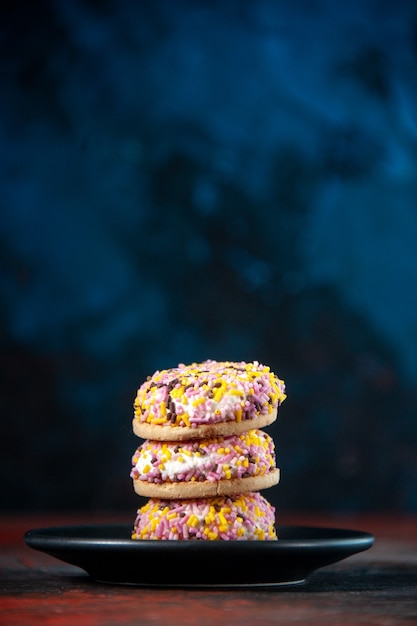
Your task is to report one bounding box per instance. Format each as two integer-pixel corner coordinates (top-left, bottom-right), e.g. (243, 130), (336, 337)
(134, 360), (286, 428)
(131, 492), (277, 541)
(131, 429), (277, 484)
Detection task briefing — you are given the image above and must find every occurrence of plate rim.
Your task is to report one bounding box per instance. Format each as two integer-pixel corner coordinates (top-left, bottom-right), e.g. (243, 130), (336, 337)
(24, 523), (375, 588)
(24, 523), (375, 553)
(25, 520), (374, 538)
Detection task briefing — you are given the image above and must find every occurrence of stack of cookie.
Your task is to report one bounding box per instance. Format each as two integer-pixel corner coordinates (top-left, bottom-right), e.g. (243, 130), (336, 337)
(130, 360), (286, 540)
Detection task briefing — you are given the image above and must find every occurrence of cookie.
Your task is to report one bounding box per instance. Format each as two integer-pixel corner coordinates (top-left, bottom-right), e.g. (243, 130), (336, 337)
(131, 492), (277, 540)
(131, 429), (280, 498)
(133, 360), (286, 441)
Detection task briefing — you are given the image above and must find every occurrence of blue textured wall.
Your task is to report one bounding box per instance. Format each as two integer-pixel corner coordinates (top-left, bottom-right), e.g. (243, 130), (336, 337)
(1, 0), (417, 513)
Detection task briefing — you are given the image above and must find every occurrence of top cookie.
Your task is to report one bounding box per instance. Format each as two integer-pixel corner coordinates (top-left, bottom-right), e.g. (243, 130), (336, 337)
(133, 359), (286, 441)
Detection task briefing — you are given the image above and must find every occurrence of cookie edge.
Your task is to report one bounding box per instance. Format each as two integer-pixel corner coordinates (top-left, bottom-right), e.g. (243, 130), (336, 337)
(132, 468), (280, 499)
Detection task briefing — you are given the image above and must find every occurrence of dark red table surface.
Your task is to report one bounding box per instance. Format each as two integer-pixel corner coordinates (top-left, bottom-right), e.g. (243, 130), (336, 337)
(1, 512), (417, 626)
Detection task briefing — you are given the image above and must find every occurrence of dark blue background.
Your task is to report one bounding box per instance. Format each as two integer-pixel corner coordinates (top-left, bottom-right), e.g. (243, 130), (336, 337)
(1, 0), (417, 514)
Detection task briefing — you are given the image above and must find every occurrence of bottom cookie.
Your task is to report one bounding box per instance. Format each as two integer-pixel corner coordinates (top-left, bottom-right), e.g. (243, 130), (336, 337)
(131, 492), (277, 540)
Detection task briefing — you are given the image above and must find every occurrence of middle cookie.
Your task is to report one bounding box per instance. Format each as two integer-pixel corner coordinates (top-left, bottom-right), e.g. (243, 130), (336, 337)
(131, 429), (280, 499)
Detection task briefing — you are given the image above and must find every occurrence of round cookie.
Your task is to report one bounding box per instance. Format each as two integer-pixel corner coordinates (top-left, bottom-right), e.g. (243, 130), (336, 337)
(131, 429), (280, 499)
(133, 360), (286, 441)
(132, 492), (277, 540)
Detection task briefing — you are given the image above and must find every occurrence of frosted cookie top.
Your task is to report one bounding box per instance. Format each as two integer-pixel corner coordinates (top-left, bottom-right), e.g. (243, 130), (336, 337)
(131, 492), (277, 541)
(133, 360), (286, 440)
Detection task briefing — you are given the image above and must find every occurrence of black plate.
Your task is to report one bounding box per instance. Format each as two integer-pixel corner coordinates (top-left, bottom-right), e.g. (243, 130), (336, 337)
(24, 524), (374, 588)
